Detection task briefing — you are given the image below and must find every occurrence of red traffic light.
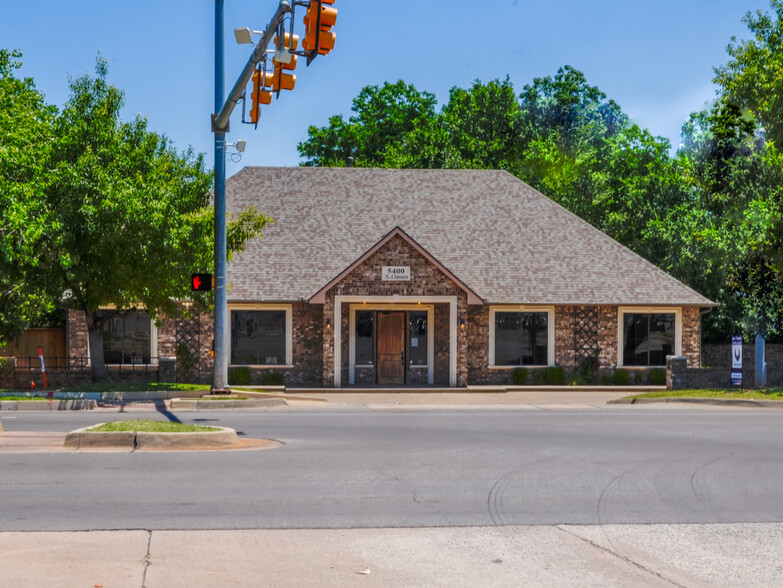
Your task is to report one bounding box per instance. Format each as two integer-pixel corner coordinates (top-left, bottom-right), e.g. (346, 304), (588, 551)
(191, 273), (213, 291)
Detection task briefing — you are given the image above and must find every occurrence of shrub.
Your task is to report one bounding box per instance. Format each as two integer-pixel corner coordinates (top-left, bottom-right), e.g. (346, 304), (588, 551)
(648, 368), (666, 385)
(228, 367), (251, 386)
(511, 368), (528, 385)
(533, 366), (566, 385)
(260, 371), (285, 385)
(576, 350), (601, 384)
(599, 373), (613, 385)
(612, 369), (630, 385)
(633, 371), (644, 385)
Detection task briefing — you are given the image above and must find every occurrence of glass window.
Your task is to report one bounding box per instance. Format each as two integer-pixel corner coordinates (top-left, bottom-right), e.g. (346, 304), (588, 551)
(231, 310), (286, 365)
(622, 313), (675, 366)
(494, 312), (548, 366)
(355, 311), (374, 365)
(99, 310), (151, 364)
(409, 311), (428, 365)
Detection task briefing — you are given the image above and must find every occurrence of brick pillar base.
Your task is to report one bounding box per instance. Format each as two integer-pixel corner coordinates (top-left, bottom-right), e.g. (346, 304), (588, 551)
(159, 357), (177, 383)
(667, 355), (687, 390)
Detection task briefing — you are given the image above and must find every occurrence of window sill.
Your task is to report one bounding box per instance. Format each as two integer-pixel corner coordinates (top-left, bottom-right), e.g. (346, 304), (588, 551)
(229, 364), (294, 370)
(488, 365), (552, 369)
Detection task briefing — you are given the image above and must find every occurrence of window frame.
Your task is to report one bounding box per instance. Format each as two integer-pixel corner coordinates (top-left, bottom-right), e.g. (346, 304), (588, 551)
(88, 307), (158, 367)
(617, 306), (681, 368)
(488, 305), (555, 368)
(228, 303), (293, 368)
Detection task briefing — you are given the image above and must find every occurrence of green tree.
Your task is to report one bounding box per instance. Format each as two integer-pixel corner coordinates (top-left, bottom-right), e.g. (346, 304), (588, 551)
(34, 58), (268, 380)
(0, 49), (57, 345)
(515, 66), (684, 253)
(714, 0), (783, 146)
(652, 100), (783, 341)
(441, 77), (521, 170)
(299, 80), (458, 168)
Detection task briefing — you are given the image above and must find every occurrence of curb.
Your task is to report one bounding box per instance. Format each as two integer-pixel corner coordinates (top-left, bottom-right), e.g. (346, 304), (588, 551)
(0, 399), (98, 411)
(608, 397), (783, 408)
(63, 425), (240, 450)
(169, 398), (286, 410)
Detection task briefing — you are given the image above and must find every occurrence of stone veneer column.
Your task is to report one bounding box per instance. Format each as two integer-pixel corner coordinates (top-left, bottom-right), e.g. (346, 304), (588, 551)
(322, 295), (335, 387)
(67, 309), (89, 364)
(682, 306), (701, 368)
(456, 294), (468, 387)
(597, 306), (619, 367)
(554, 306), (575, 367)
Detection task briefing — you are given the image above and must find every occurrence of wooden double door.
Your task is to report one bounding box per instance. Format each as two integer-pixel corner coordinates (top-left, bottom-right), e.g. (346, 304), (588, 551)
(377, 312), (405, 385)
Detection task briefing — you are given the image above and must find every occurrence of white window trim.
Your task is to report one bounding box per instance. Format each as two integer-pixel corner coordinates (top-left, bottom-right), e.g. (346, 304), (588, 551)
(86, 307), (158, 367)
(488, 305), (555, 368)
(617, 306), (681, 368)
(348, 304), (434, 386)
(228, 303), (293, 368)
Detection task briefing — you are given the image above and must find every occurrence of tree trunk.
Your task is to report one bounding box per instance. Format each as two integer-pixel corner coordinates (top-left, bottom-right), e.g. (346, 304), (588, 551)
(84, 310), (107, 382)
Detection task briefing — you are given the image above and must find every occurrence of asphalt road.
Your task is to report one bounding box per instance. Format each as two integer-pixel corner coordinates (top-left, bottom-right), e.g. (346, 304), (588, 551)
(2, 408), (783, 532)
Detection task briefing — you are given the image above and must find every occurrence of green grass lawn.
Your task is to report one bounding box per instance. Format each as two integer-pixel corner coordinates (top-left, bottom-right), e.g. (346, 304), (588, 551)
(88, 420), (219, 433)
(625, 388), (783, 401)
(0, 395), (53, 401)
(61, 382), (209, 393)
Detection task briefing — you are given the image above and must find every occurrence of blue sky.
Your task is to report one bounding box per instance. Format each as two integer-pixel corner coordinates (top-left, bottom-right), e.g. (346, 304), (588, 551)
(2, 1), (768, 176)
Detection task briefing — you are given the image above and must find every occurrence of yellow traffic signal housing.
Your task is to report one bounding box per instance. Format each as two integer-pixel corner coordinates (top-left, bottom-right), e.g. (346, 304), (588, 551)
(272, 69), (296, 92)
(303, 0), (337, 56)
(274, 32), (300, 51)
(249, 70), (273, 123)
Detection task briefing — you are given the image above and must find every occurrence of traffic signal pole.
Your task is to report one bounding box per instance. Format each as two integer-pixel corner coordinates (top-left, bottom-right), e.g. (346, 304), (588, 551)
(213, 0), (228, 392)
(212, 0), (292, 392)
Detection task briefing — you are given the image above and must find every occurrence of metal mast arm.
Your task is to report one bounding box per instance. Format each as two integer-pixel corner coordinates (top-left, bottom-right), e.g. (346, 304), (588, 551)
(212, 0), (292, 133)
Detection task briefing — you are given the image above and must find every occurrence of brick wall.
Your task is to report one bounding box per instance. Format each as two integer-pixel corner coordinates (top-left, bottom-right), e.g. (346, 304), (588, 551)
(598, 306), (619, 368)
(703, 343), (783, 386)
(289, 303), (323, 386)
(434, 304), (451, 386)
(467, 306), (506, 385)
(67, 309), (88, 362)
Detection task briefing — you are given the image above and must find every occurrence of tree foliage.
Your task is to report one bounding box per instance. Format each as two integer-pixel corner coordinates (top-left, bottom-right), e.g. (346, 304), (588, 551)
(0, 49), (56, 343)
(714, 0), (783, 145)
(1, 54), (269, 378)
(299, 35), (783, 343)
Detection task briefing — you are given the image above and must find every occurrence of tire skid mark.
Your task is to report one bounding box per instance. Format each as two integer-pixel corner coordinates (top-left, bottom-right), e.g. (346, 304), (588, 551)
(689, 455), (728, 523)
(487, 457), (554, 526)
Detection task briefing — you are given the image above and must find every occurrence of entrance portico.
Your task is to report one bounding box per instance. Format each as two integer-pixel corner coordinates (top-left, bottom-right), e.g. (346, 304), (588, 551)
(335, 296), (459, 387)
(311, 226), (480, 389)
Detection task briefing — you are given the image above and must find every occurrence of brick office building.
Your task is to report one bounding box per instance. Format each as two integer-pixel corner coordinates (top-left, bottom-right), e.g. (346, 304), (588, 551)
(67, 167), (713, 388)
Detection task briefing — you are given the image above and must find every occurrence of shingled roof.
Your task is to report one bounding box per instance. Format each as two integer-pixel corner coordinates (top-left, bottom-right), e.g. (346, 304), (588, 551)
(225, 167), (713, 306)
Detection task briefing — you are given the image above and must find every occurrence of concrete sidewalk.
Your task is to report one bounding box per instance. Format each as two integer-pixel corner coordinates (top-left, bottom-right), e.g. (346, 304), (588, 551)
(280, 390), (631, 410)
(1, 523), (780, 587)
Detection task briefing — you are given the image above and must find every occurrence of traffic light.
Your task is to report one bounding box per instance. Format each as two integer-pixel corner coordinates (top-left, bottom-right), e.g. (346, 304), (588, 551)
(271, 68), (295, 92)
(272, 32), (297, 93)
(274, 31), (300, 54)
(191, 273), (213, 292)
(303, 0), (337, 57)
(249, 69), (273, 123)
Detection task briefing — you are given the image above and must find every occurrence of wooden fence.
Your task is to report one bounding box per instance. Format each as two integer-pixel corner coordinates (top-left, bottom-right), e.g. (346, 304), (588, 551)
(1, 328), (66, 363)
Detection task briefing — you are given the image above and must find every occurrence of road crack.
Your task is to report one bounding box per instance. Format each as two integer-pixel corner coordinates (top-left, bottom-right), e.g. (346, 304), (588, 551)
(140, 529), (152, 588)
(554, 525), (686, 588)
